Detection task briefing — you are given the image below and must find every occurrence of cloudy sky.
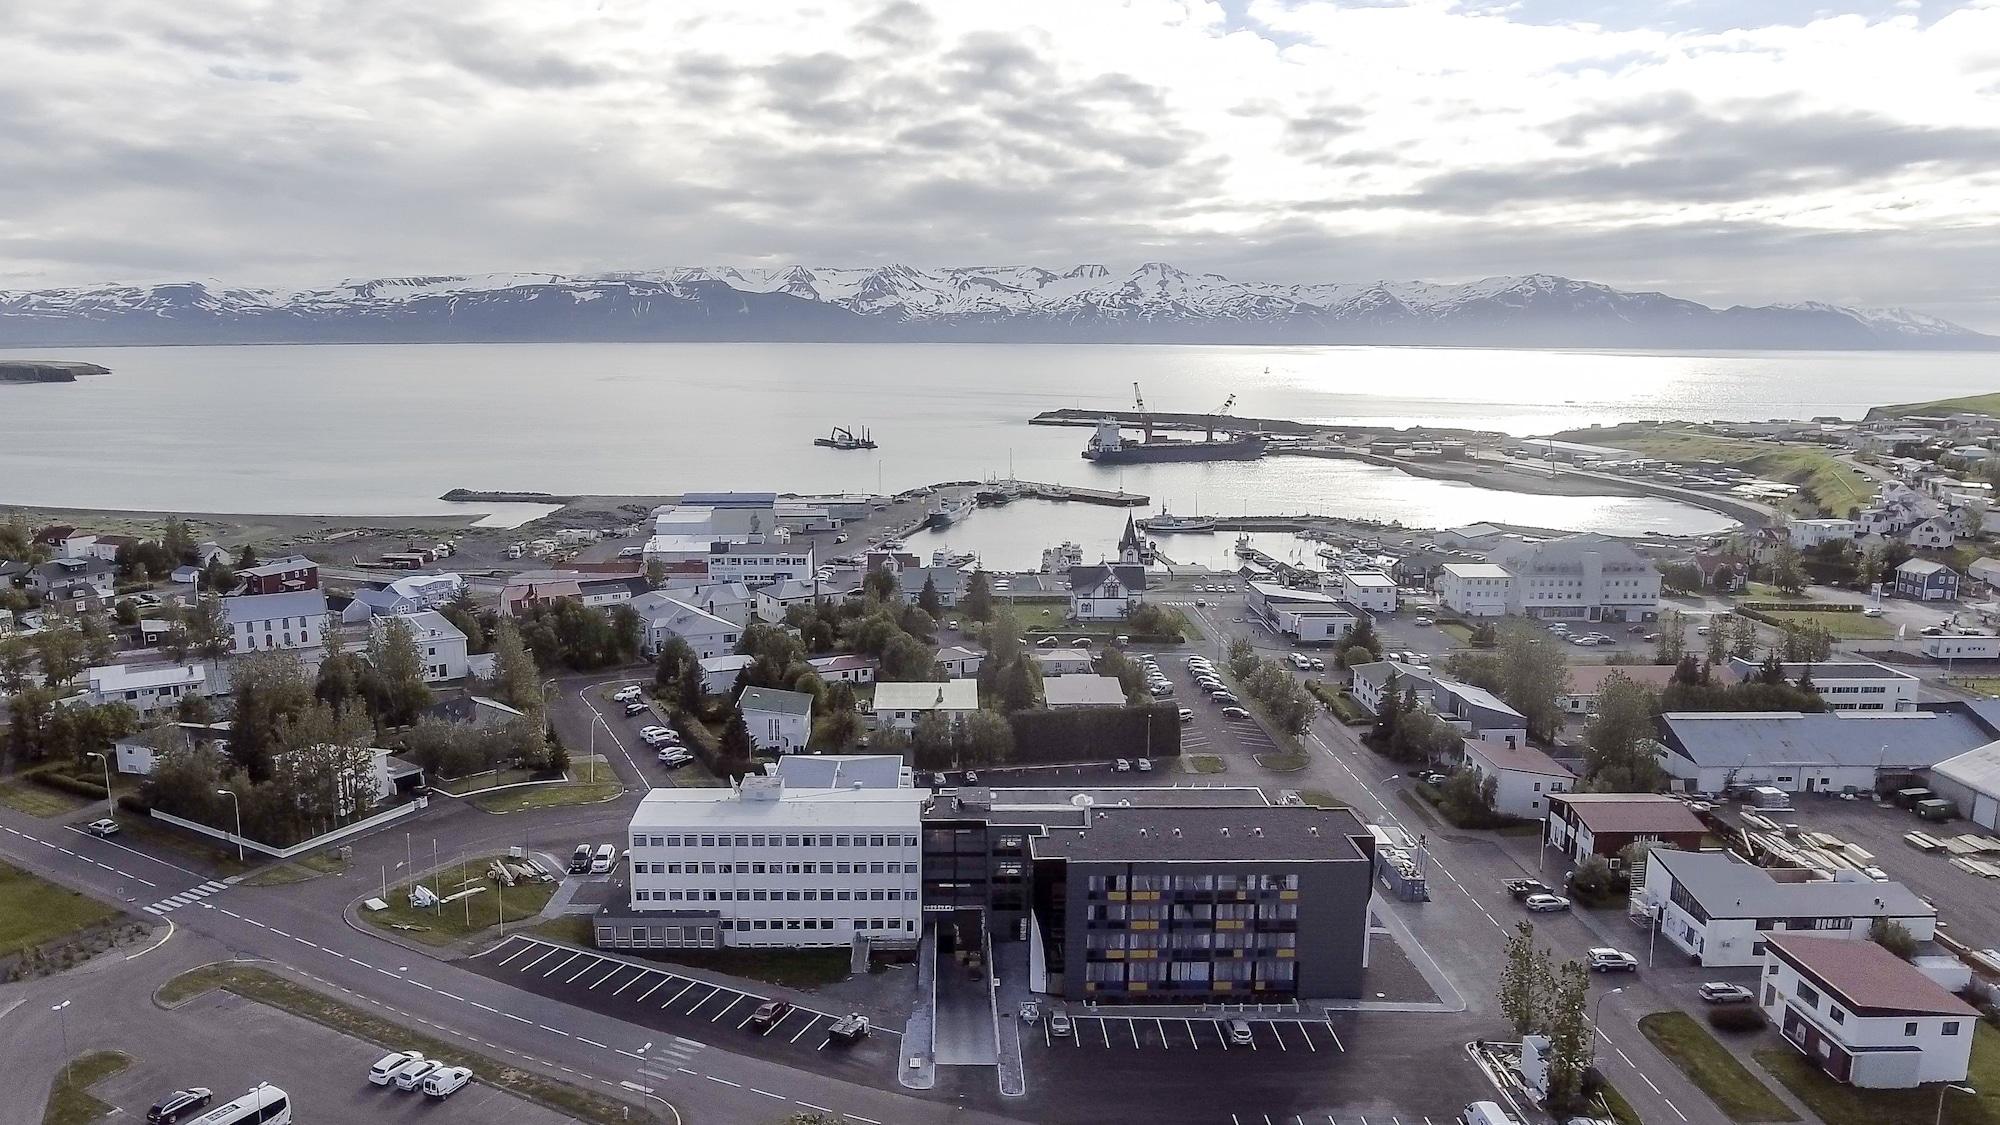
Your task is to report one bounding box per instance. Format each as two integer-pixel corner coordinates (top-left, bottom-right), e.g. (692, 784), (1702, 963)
(3, 0), (1998, 327)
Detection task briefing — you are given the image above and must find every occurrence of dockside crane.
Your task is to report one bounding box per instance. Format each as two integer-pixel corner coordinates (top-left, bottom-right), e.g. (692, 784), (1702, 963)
(1206, 394), (1237, 441)
(1133, 381), (1154, 442)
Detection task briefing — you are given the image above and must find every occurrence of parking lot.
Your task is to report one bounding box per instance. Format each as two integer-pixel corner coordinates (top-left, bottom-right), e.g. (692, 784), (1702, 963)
(1152, 653), (1285, 763)
(1030, 1012), (1348, 1054)
(467, 935), (899, 1080)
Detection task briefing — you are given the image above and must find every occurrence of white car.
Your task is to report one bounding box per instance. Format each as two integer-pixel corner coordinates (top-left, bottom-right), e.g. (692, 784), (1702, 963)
(1862, 607), (1883, 617)
(421, 1066), (473, 1099)
(394, 1058), (442, 1091)
(1412, 616), (1434, 626)
(1587, 947), (1638, 973)
(1697, 982), (1755, 1004)
(657, 748), (693, 766)
(369, 1050), (424, 1086)
(86, 818), (120, 837)
(639, 726), (679, 747)
(612, 686), (642, 703)
(1523, 893), (1571, 913)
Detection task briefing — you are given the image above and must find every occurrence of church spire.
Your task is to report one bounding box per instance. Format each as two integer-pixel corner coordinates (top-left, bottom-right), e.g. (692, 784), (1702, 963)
(1119, 512), (1143, 564)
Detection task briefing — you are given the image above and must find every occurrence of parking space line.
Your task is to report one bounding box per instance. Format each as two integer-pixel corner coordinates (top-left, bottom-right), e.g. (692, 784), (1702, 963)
(633, 975), (672, 1004)
(683, 986), (722, 1014)
(1184, 1018), (1198, 1051)
(1099, 1018), (1111, 1049)
(710, 994), (745, 1023)
(790, 1014), (822, 1043)
(564, 957), (603, 984)
(663, 981), (698, 1008)
(587, 965), (624, 989)
(497, 940), (538, 967)
(541, 951), (581, 977)
(1325, 1021), (1344, 1052)
(611, 970), (646, 996)
(1269, 1023), (1287, 1051)
(1128, 1019), (1140, 1048)
(516, 947), (557, 973)
(1299, 1022), (1317, 1053)
(1156, 1017), (1168, 1050)
(1215, 1020), (1229, 1049)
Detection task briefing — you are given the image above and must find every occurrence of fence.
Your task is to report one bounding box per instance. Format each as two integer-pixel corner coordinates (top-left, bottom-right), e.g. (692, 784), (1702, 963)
(149, 800), (420, 861)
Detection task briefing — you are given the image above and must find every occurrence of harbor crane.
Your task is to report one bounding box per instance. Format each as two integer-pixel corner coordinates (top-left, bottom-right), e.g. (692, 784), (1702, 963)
(1132, 381), (1155, 442)
(1206, 394), (1237, 441)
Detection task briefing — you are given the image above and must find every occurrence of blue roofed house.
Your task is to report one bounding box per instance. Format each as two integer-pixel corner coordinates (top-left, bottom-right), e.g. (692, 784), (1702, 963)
(1894, 558), (1959, 601)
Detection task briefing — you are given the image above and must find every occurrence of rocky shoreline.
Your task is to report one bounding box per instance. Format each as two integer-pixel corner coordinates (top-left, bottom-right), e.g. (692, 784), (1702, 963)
(0, 360), (109, 383)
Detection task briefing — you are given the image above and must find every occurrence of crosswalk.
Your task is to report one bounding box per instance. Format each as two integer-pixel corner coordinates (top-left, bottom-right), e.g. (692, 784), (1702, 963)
(638, 1035), (707, 1080)
(143, 879), (230, 915)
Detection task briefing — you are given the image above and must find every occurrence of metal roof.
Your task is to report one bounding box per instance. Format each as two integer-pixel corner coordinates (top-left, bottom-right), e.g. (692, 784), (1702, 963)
(1767, 935), (1979, 1018)
(739, 686), (814, 717)
(219, 590), (327, 623)
(1660, 710), (1992, 771)
(1651, 849), (1933, 920)
(1932, 739), (2000, 797)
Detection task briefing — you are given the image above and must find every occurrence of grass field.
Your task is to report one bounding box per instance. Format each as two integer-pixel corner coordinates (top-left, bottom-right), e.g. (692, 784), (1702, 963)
(1873, 393), (2000, 420)
(157, 964), (653, 1125)
(0, 782), (87, 817)
(0, 861), (123, 959)
(528, 916), (594, 945)
(468, 778), (622, 814)
(1755, 610), (1896, 639)
(1554, 424), (1875, 515)
(40, 1050), (131, 1125)
(1181, 754), (1228, 774)
(359, 857), (559, 946)
(242, 851), (349, 887)
(1638, 1011), (1798, 1123)
(1949, 676), (2000, 698)
(1254, 751), (1311, 771)
(1756, 1024), (2000, 1125)
(1297, 788), (1348, 808)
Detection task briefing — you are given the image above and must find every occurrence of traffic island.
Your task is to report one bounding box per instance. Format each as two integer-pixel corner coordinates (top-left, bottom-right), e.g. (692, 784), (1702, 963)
(40, 1050), (131, 1125)
(358, 855), (559, 947)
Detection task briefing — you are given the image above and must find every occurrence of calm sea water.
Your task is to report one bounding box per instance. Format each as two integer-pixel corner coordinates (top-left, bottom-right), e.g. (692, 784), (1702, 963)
(2, 342), (1987, 534)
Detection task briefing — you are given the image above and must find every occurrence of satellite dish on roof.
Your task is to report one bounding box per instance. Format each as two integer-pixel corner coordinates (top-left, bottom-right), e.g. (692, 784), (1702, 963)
(1072, 794), (1094, 808)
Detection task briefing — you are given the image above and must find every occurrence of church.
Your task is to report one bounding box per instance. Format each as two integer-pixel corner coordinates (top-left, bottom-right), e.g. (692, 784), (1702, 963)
(1066, 514), (1150, 621)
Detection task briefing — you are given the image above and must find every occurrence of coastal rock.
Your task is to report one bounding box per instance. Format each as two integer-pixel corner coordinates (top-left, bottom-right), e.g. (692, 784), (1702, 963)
(0, 360), (109, 383)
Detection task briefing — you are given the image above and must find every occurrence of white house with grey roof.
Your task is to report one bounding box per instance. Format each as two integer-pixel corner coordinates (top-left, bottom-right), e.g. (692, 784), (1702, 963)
(1722, 657), (1919, 712)
(873, 679), (979, 731)
(375, 610), (469, 682)
(630, 592), (739, 660)
(1348, 659), (1437, 714)
(738, 687), (813, 754)
(1042, 674), (1127, 710)
(222, 590), (328, 653)
(1437, 562), (1511, 618)
(1657, 708), (1996, 794)
(1642, 849), (1936, 967)
(79, 663), (208, 717)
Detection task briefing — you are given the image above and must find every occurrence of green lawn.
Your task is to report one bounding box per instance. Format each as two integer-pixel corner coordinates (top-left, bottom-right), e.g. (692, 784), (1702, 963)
(1756, 610), (1895, 639)
(527, 916), (594, 945)
(359, 857), (559, 946)
(1438, 622), (1475, 645)
(1181, 754), (1228, 774)
(469, 779), (623, 813)
(103, 814), (250, 876)
(0, 782), (87, 817)
(1254, 751), (1311, 771)
(40, 1050), (130, 1125)
(1873, 392), (2000, 420)
(0, 861), (123, 959)
(1595, 1082), (1645, 1125)
(157, 965), (652, 1125)
(1755, 1024), (2000, 1125)
(651, 946), (853, 990)
(1949, 677), (2000, 699)
(1297, 788), (1348, 808)
(1638, 1011), (1799, 1123)
(241, 851), (349, 887)
(1552, 424), (1874, 515)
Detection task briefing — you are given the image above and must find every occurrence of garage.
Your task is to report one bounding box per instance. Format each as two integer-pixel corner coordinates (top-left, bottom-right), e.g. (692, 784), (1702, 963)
(1929, 740), (2000, 830)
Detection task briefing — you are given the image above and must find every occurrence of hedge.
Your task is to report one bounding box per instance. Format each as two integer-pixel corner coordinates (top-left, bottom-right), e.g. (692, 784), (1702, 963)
(664, 707), (752, 781)
(30, 768), (109, 801)
(1305, 681), (1371, 726)
(1738, 601), (1861, 614)
(998, 704), (1182, 768)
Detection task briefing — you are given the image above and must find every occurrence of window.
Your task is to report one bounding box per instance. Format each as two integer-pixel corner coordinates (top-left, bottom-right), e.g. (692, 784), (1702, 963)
(1945, 1022), (1961, 1036)
(1905, 1022), (1920, 1037)
(1795, 981), (1819, 1007)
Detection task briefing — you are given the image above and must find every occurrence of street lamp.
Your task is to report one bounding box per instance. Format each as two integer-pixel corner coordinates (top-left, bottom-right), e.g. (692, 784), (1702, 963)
(1589, 986), (1624, 1064)
(84, 751), (113, 818)
(1936, 1083), (1976, 1125)
(587, 713), (612, 783)
(51, 1000), (72, 1080)
(214, 788), (242, 863)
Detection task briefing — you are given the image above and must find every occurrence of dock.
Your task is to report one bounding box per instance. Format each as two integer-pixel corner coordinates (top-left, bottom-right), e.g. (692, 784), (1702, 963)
(1009, 481), (1150, 507)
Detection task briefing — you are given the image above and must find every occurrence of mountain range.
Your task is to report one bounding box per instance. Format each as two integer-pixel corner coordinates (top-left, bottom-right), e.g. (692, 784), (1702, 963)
(0, 264), (1990, 350)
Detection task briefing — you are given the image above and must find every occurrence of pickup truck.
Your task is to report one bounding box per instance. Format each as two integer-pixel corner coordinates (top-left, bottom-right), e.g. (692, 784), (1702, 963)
(828, 1013), (871, 1044)
(1503, 878), (1553, 900)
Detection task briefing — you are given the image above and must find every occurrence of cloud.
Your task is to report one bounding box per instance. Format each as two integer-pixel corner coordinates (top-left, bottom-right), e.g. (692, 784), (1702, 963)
(0, 0), (1995, 328)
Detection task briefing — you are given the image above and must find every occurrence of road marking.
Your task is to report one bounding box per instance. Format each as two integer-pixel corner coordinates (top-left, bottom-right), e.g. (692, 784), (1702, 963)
(752, 1089), (785, 1100)
(1156, 1017), (1168, 1050)
(537, 1023), (569, 1037)
(710, 994), (745, 1023)
(634, 976), (670, 1004)
(578, 1036), (610, 1049)
(564, 957), (602, 983)
(1128, 1019), (1140, 1048)
(542, 951), (581, 977)
(518, 947), (557, 973)
(789, 1014), (821, 1043)
(587, 965), (623, 989)
(504, 1013), (532, 1024)
(683, 986), (722, 1014)
(794, 1102), (831, 1113)
(663, 981), (698, 1008)
(847, 1116), (880, 1125)
(1616, 1047), (1635, 1067)
(497, 941), (537, 967)
(1300, 1023), (1317, 1053)
(611, 971), (644, 996)
(704, 1076), (740, 1088)
(1662, 1097), (1687, 1121)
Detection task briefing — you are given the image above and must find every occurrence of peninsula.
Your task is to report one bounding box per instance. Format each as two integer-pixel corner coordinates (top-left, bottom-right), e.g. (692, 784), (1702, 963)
(0, 359), (108, 383)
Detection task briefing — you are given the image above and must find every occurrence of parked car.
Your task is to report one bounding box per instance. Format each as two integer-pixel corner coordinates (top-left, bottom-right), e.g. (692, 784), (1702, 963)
(1210, 691), (1239, 705)
(394, 1059), (442, 1092)
(749, 999), (794, 1031)
(1412, 616), (1434, 627)
(612, 685), (642, 703)
(1502, 878), (1552, 900)
(1308, 657), (1325, 671)
(589, 843), (616, 874)
(1697, 982), (1755, 1004)
(963, 771), (978, 784)
(1862, 607), (1884, 617)
(1289, 653), (1312, 669)
(1048, 1011), (1073, 1037)
(1177, 708), (1194, 724)
(932, 772), (949, 786)
(421, 1067), (473, 1099)
(639, 726), (678, 747)
(658, 749), (693, 766)
(1587, 948), (1638, 973)
(1220, 706), (1251, 720)
(1523, 893), (1571, 913)
(567, 845), (592, 874)
(147, 1088), (213, 1124)
(86, 818), (119, 837)
(828, 1013), (871, 1044)
(1149, 683), (1174, 697)
(1225, 1018), (1254, 1046)
(1135, 758), (1152, 773)
(1114, 758), (1131, 772)
(622, 700), (648, 716)
(370, 1050), (425, 1086)
(1036, 636), (1059, 647)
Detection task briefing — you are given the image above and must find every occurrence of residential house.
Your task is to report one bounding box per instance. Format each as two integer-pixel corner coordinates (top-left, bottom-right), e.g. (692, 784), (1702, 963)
(424, 693), (527, 730)
(79, 662), (207, 718)
(378, 610), (469, 682)
(807, 653), (878, 685)
(896, 566), (964, 608)
(1333, 570), (1397, 614)
(1437, 563), (1511, 618)
(1557, 663), (1676, 715)
(1491, 533), (1662, 622)
(1431, 678), (1528, 746)
(501, 574), (583, 616)
(222, 590), (328, 653)
(932, 645), (983, 678)
(236, 554), (319, 595)
(1965, 557), (2000, 591)
(1347, 659), (1436, 715)
(1459, 739), (1574, 819)
(579, 575), (648, 607)
(26, 558), (115, 601)
(1033, 648), (1096, 677)
(699, 654), (757, 694)
(1642, 848), (1936, 968)
(1760, 934), (1979, 1089)
(112, 722), (231, 775)
(658, 580), (758, 627)
(58, 534), (139, 563)
(629, 592), (739, 660)
(1246, 581), (1358, 645)
(1894, 558), (1959, 601)
(1069, 564), (1147, 621)
(1041, 674), (1127, 710)
(872, 679), (979, 732)
(753, 579), (834, 622)
(1543, 793), (1708, 868)
(1905, 516), (1955, 549)
(339, 572), (465, 622)
(739, 687), (814, 754)
(1788, 519), (1858, 549)
(1723, 657), (1919, 712)
(1657, 708), (1996, 794)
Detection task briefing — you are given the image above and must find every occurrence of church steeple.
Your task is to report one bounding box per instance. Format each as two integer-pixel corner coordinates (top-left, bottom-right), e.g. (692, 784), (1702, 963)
(1119, 513), (1144, 565)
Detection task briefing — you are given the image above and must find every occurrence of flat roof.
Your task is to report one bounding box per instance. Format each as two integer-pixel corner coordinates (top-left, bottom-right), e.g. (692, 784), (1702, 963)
(632, 784), (926, 830)
(1028, 804), (1371, 863)
(1661, 709), (1992, 771)
(1652, 850), (1932, 920)
(1042, 675), (1127, 707)
(1442, 562), (1511, 579)
(771, 755), (906, 790)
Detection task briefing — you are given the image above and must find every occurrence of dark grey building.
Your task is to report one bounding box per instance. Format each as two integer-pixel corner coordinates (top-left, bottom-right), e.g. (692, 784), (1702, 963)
(923, 787), (1374, 1003)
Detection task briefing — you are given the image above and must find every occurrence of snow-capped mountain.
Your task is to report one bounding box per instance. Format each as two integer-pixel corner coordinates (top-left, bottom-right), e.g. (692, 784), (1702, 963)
(0, 265), (1988, 349)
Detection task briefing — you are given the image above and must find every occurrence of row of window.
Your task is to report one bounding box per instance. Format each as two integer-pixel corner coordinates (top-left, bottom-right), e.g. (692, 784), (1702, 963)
(1084, 873), (1300, 892)
(727, 918), (910, 932)
(633, 860), (916, 876)
(632, 832), (917, 849)
(1084, 902), (1298, 922)
(1085, 929), (1298, 950)
(1785, 970), (1962, 1037)
(1083, 958), (1297, 983)
(637, 888), (916, 903)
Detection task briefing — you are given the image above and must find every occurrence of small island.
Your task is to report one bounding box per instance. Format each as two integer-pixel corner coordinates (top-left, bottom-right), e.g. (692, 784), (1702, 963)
(0, 360), (110, 384)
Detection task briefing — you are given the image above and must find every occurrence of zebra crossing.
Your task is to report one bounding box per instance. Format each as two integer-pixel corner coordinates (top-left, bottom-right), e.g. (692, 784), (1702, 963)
(636, 1034), (708, 1083)
(143, 879), (230, 915)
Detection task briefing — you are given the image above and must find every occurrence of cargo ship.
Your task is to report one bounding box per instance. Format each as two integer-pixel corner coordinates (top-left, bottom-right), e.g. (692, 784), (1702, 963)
(1080, 419), (1266, 464)
(925, 494), (974, 529)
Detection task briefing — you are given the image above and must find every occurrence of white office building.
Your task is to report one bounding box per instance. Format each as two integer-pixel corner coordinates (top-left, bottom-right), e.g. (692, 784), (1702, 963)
(1723, 657), (1919, 712)
(1761, 934), (1979, 1089)
(1642, 849), (1935, 968)
(607, 773), (927, 950)
(1245, 581), (1359, 645)
(1492, 533), (1661, 622)
(1333, 571), (1397, 614)
(1437, 563), (1512, 618)
(222, 590), (328, 653)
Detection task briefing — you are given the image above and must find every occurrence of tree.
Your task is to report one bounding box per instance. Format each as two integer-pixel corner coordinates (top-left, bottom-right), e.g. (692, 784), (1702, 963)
(226, 652), (314, 782)
(1438, 769), (1500, 826)
(1965, 505), (1986, 541)
(366, 616), (433, 728)
(961, 710), (1014, 766)
(917, 576), (943, 621)
(1543, 960), (1593, 1113)
(1869, 918), (1918, 960)
(1582, 672), (1666, 793)
(1498, 921), (1544, 1036)
(812, 681), (862, 749)
(653, 635), (703, 710)
(0, 635), (34, 694)
(160, 517), (195, 564)
(1372, 670), (1403, 742)
(1770, 541), (1806, 595)
(489, 619), (541, 714)
(1660, 561), (1703, 595)
(1705, 618), (1727, 666)
(178, 593), (230, 662)
(112, 598), (140, 629)
(961, 569), (994, 622)
(236, 545), (260, 569)
(644, 557), (668, 588)
(717, 709), (756, 773)
(1654, 609), (1686, 666)
(34, 624), (87, 685)
(315, 625), (365, 713)
(1227, 635), (1258, 679)
(1343, 617), (1382, 662)
(1857, 547), (1882, 590)
(1497, 622), (1568, 743)
(1727, 613), (1759, 660)
(0, 509), (37, 561)
(862, 567), (898, 603)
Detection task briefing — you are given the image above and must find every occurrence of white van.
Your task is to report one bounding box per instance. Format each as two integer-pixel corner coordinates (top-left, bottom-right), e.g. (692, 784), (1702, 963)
(589, 843), (616, 874)
(1460, 1102), (1521, 1125)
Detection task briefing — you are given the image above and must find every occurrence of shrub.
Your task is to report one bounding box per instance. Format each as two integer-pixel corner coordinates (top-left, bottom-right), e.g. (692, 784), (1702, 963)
(118, 793), (153, 816)
(30, 768), (109, 801)
(1707, 1006), (1766, 1033)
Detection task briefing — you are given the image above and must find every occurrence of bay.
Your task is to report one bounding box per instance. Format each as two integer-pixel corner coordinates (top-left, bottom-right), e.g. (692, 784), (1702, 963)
(1, 341), (1984, 534)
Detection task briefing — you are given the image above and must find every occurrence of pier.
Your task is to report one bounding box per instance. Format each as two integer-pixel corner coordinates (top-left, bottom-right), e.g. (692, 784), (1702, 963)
(1011, 481), (1150, 507)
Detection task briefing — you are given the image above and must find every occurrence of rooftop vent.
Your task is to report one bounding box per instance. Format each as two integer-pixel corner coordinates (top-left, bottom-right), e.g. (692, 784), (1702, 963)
(1172, 827), (1182, 838)
(1221, 827), (1230, 837)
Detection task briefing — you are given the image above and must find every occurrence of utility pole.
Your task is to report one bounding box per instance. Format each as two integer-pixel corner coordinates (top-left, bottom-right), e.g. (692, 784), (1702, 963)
(51, 1000), (72, 1086)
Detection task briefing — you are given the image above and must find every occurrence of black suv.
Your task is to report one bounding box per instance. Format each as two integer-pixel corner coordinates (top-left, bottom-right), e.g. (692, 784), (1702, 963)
(148, 1089), (213, 1124)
